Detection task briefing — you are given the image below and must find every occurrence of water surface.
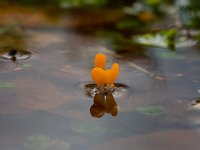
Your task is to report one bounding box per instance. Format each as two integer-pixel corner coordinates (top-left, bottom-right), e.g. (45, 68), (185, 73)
(0, 4), (200, 150)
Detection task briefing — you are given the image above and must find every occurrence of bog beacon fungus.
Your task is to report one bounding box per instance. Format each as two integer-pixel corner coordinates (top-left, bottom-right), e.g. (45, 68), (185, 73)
(91, 53), (120, 93)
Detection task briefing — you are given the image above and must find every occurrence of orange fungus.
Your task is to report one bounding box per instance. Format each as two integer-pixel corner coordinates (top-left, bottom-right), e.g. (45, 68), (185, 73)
(94, 53), (106, 69)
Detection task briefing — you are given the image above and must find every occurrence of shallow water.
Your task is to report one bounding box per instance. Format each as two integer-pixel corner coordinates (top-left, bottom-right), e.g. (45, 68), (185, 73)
(0, 5), (200, 150)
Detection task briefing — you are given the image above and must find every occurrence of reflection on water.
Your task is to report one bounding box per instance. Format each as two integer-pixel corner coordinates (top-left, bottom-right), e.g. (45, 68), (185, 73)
(90, 92), (118, 118)
(85, 82), (127, 117)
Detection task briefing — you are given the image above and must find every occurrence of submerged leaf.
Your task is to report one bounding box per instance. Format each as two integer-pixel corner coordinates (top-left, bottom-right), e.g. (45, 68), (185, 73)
(23, 135), (50, 150)
(71, 121), (106, 136)
(137, 105), (164, 116)
(154, 51), (185, 60)
(0, 82), (16, 88)
(21, 63), (32, 69)
(23, 134), (70, 150)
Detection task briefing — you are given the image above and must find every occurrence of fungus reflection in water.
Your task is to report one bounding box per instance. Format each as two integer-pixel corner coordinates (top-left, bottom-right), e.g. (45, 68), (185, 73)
(90, 91), (118, 118)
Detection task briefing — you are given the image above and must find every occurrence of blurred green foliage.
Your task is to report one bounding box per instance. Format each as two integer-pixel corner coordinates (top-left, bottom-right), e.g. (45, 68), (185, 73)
(0, 25), (26, 51)
(1, 0), (200, 50)
(2, 0), (176, 8)
(116, 18), (145, 31)
(1, 0), (134, 8)
(177, 0), (200, 29)
(134, 29), (176, 49)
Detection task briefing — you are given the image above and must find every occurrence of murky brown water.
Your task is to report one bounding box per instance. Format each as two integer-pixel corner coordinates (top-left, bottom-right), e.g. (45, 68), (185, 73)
(0, 5), (200, 150)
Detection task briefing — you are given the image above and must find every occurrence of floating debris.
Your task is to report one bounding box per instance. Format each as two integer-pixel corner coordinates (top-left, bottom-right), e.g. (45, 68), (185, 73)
(154, 76), (165, 80)
(13, 64), (32, 72)
(21, 63), (32, 69)
(0, 48), (31, 62)
(192, 99), (200, 110)
(128, 62), (165, 80)
(14, 67), (23, 71)
(175, 73), (183, 77)
(128, 62), (154, 76)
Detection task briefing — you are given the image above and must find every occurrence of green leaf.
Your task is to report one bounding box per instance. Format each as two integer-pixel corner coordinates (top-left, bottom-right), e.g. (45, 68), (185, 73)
(137, 105), (164, 116)
(116, 19), (144, 30)
(96, 30), (124, 41)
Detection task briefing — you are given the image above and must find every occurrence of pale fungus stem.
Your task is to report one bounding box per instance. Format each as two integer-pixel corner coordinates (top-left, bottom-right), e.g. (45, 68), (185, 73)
(99, 84), (105, 93)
